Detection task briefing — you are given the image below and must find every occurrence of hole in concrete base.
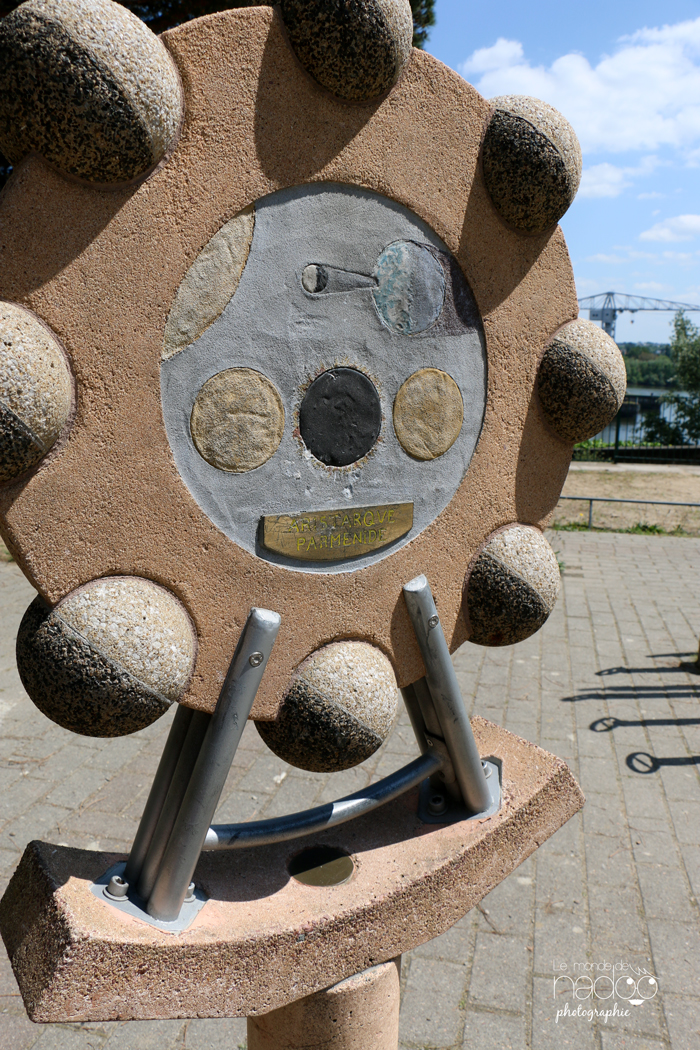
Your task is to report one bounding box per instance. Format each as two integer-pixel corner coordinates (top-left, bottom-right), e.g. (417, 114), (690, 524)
(288, 846), (354, 886)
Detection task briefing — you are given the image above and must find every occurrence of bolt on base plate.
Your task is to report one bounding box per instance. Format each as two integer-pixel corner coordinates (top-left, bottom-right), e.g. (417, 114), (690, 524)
(417, 758), (501, 825)
(90, 862), (208, 932)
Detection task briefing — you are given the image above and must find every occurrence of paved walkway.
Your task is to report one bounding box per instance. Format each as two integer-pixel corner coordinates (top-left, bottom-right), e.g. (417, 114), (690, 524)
(0, 532), (698, 1050)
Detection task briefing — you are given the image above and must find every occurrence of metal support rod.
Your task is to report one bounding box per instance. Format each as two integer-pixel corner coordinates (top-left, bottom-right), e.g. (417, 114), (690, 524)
(559, 495), (700, 509)
(402, 574), (491, 814)
(124, 704), (195, 886)
(135, 710), (211, 901)
(147, 608), (281, 921)
(588, 499), (593, 529)
(204, 751), (443, 850)
(412, 676), (443, 739)
(400, 684), (430, 755)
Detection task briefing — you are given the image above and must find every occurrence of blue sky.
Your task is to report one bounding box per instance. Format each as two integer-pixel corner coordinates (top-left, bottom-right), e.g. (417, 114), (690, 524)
(424, 0), (700, 344)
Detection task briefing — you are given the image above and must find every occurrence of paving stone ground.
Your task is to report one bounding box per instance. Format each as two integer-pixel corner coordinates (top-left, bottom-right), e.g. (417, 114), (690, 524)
(0, 531), (698, 1050)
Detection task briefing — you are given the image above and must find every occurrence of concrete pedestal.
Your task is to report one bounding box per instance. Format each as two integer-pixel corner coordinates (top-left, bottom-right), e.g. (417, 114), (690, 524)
(247, 959), (401, 1050)
(0, 718), (583, 1022)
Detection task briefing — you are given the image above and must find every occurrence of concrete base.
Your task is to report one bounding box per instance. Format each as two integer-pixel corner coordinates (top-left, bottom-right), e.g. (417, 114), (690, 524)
(247, 959), (401, 1050)
(0, 718), (584, 1022)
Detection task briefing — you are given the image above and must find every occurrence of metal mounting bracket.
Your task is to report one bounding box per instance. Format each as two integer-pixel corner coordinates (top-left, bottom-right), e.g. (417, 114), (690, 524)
(92, 574), (501, 928)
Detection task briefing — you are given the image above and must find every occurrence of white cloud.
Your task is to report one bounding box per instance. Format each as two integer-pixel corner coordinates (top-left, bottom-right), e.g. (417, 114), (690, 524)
(634, 281), (672, 293)
(638, 191), (665, 199)
(578, 156), (659, 198)
(662, 250), (699, 262)
(640, 214), (700, 241)
(579, 163), (632, 198)
(586, 253), (625, 263)
(459, 19), (700, 154)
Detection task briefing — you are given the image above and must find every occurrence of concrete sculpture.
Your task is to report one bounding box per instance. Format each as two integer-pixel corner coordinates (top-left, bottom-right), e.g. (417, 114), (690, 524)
(0, 0), (625, 1044)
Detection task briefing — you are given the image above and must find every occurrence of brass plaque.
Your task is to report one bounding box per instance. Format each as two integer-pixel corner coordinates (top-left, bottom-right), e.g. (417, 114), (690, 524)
(262, 503), (414, 562)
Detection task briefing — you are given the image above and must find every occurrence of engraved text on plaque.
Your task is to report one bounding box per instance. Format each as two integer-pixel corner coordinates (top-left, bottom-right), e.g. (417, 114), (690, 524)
(262, 503), (414, 562)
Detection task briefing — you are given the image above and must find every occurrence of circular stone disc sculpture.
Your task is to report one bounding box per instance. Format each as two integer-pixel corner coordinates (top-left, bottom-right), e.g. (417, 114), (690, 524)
(482, 95), (582, 234)
(537, 320), (626, 442)
(0, 0), (182, 184)
(0, 302), (73, 482)
(279, 0), (413, 102)
(257, 640), (399, 771)
(0, 2), (625, 740)
(16, 577), (196, 736)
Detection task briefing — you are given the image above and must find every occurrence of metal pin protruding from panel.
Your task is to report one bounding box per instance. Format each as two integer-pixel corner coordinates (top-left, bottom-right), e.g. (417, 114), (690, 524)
(402, 574), (492, 815)
(122, 607), (281, 923)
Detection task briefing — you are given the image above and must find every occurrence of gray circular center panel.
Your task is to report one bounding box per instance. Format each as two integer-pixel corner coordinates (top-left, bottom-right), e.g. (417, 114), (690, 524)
(161, 183), (487, 574)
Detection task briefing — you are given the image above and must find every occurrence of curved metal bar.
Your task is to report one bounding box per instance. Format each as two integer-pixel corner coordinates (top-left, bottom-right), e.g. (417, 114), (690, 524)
(203, 752), (443, 850)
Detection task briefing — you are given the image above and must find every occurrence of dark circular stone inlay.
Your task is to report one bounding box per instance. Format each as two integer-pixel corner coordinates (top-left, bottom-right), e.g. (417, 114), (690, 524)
(299, 368), (381, 466)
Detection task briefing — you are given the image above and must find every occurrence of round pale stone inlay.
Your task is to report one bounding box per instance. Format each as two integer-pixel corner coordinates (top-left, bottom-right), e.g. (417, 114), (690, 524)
(393, 368), (464, 460)
(191, 367), (285, 473)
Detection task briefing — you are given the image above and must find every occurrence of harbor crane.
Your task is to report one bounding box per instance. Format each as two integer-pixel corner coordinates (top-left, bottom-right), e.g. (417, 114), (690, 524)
(578, 292), (700, 341)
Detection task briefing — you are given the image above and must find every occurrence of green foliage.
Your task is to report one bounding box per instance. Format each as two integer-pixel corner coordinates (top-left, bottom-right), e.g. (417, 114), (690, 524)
(642, 311), (700, 445)
(618, 341), (670, 358)
(670, 311), (700, 393)
(617, 343), (677, 389)
(408, 0), (435, 47)
(552, 520), (688, 536)
(624, 355), (676, 389)
(626, 522), (665, 534)
(571, 439), (611, 461)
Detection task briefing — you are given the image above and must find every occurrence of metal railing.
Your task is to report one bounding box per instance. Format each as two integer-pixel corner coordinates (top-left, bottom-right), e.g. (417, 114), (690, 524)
(558, 495), (700, 529)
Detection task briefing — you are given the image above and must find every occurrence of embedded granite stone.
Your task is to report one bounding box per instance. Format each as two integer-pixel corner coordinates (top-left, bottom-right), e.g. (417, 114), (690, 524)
(393, 368), (463, 461)
(0, 0), (182, 183)
(482, 95), (582, 234)
(163, 206), (255, 360)
(279, 0), (413, 103)
(16, 578), (196, 736)
(537, 319), (626, 442)
(191, 367), (285, 473)
(465, 525), (560, 646)
(256, 641), (398, 771)
(0, 301), (72, 483)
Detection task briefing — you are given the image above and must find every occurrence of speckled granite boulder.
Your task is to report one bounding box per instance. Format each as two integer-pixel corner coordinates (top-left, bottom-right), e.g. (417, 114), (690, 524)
(279, 0), (413, 102)
(16, 577), (196, 736)
(537, 320), (626, 442)
(482, 95), (581, 234)
(464, 525), (560, 647)
(0, 302), (72, 483)
(0, 0), (182, 183)
(256, 641), (398, 771)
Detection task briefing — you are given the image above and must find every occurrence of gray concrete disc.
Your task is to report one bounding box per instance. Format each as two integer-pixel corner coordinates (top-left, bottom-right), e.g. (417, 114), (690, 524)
(161, 183), (487, 574)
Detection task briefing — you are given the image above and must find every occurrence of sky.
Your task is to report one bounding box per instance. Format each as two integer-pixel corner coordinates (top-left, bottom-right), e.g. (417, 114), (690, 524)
(424, 0), (700, 344)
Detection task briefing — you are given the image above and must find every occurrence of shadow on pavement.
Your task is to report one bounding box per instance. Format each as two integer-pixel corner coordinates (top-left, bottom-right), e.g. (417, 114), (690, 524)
(626, 752), (700, 774)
